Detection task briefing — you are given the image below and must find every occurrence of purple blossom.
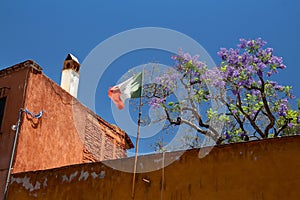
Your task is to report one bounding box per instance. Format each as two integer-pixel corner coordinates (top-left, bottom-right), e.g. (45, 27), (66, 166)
(277, 64), (286, 69)
(250, 89), (260, 96)
(238, 79), (251, 87)
(149, 97), (165, 109)
(192, 55), (200, 63)
(274, 85), (284, 91)
(225, 66), (240, 78)
(288, 123), (294, 128)
(217, 48), (228, 60)
(227, 48), (240, 65)
(240, 53), (248, 64)
(238, 38), (247, 49)
(245, 65), (255, 74)
(271, 56), (283, 64)
(258, 63), (267, 70)
(278, 102), (288, 117)
(267, 71), (273, 77)
(257, 70), (263, 77)
(297, 116), (300, 124)
(171, 55), (178, 60)
(183, 53), (192, 61)
(155, 72), (179, 90)
(255, 37), (267, 48)
(204, 69), (226, 88)
(281, 98), (288, 104)
(247, 40), (254, 47)
(266, 48), (273, 54)
(240, 132), (248, 138)
(194, 61), (206, 70)
(253, 57), (259, 64)
(268, 81), (278, 86)
(232, 89), (238, 96)
(225, 132), (231, 140)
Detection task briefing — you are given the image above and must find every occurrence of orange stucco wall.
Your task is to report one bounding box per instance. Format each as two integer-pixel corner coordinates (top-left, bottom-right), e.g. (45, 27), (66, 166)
(7, 135), (300, 200)
(12, 65), (130, 174)
(13, 70), (85, 173)
(0, 62), (131, 199)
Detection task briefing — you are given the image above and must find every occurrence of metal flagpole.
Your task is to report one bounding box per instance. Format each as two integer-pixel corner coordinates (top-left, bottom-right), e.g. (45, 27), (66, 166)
(131, 70), (144, 199)
(131, 95), (142, 199)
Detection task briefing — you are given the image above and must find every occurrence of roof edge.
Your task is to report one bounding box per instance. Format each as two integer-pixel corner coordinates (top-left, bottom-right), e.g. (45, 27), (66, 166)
(0, 60), (43, 77)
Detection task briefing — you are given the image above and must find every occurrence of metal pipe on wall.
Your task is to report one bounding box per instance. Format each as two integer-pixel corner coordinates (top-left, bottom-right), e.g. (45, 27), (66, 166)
(3, 109), (23, 200)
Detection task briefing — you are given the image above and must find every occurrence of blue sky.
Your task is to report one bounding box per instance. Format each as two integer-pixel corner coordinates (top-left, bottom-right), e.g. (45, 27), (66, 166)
(1, 0), (300, 154)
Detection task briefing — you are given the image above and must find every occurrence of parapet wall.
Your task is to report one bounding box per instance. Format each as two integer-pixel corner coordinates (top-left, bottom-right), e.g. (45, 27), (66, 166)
(7, 135), (300, 200)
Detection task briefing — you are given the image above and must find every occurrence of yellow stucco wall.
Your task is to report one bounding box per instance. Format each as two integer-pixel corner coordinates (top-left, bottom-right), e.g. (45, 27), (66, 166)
(7, 135), (300, 200)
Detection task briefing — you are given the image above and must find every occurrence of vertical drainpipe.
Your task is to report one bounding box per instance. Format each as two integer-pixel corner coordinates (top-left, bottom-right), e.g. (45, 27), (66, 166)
(2, 65), (33, 200)
(2, 109), (23, 200)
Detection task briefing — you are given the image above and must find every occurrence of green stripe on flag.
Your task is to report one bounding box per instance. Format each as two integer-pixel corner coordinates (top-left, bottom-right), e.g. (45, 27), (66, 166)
(130, 72), (142, 98)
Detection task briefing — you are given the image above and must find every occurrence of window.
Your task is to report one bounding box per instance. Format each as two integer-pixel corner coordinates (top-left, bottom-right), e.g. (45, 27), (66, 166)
(0, 96), (7, 130)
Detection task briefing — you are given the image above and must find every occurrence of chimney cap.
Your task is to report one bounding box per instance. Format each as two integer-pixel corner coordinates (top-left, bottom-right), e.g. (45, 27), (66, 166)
(65, 53), (79, 64)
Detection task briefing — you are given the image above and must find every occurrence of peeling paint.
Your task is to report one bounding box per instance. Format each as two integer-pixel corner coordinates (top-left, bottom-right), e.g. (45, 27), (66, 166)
(91, 171), (105, 179)
(91, 172), (98, 179)
(10, 176), (41, 192)
(21, 177), (32, 191)
(78, 170), (89, 181)
(62, 175), (68, 183)
(62, 171), (79, 183)
(34, 182), (41, 191)
(43, 178), (47, 188)
(139, 162), (144, 169)
(69, 171), (78, 181)
(100, 171), (105, 179)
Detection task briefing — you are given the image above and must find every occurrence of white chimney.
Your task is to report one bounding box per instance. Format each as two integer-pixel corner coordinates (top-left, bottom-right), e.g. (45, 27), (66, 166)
(60, 54), (80, 98)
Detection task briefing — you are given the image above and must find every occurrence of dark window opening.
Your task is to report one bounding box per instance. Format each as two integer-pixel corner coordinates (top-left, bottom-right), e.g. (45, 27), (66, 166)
(0, 96), (7, 130)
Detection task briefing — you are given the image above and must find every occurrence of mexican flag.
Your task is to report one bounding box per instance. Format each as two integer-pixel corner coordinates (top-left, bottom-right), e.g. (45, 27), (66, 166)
(108, 72), (143, 110)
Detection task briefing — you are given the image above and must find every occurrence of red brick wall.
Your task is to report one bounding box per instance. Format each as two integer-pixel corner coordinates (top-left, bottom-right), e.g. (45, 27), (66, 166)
(104, 134), (114, 160)
(83, 113), (103, 161)
(115, 142), (127, 158)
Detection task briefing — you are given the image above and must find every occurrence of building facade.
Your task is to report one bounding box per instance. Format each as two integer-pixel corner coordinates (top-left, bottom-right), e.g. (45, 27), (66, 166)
(0, 59), (133, 198)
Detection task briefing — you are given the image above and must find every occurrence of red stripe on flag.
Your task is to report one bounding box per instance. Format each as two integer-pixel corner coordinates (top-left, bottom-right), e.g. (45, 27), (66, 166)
(108, 86), (124, 110)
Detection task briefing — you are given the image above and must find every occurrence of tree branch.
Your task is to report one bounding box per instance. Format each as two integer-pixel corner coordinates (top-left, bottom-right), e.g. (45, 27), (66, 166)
(259, 76), (276, 138)
(236, 92), (265, 138)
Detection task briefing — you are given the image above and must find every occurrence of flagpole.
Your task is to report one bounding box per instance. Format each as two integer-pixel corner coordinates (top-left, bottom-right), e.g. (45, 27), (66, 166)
(131, 70), (144, 199)
(131, 95), (142, 199)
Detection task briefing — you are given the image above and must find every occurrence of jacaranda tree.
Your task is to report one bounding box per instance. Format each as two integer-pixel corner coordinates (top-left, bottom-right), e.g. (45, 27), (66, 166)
(146, 38), (300, 147)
